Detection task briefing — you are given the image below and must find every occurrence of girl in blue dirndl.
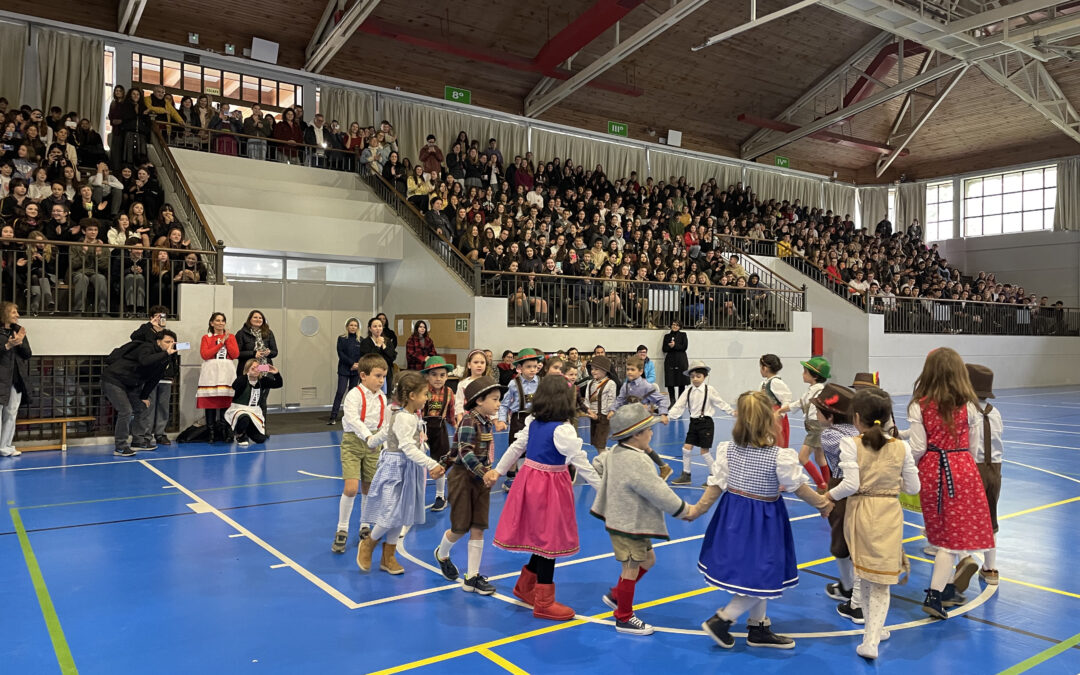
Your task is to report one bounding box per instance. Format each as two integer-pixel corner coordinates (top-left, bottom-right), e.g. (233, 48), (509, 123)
(685, 390), (833, 651)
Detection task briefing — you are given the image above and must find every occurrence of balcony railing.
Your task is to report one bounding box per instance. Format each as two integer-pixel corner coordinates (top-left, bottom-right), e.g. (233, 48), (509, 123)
(875, 296), (1080, 335)
(480, 271), (803, 331)
(0, 237), (218, 318)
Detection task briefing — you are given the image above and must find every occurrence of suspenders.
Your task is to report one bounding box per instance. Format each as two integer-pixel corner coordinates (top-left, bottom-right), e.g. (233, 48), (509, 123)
(980, 402), (994, 466)
(357, 387), (386, 428)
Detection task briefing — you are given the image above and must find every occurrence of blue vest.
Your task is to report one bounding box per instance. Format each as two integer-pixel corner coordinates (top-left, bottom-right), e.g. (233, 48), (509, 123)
(525, 419), (564, 465)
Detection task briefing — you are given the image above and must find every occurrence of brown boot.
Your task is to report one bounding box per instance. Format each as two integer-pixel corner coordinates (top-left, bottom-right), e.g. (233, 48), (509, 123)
(380, 543), (405, 575)
(356, 536), (377, 572)
(532, 583), (575, 621)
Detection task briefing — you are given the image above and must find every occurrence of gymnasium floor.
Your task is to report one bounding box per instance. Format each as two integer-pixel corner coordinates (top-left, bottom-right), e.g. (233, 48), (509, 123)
(2, 387), (1079, 675)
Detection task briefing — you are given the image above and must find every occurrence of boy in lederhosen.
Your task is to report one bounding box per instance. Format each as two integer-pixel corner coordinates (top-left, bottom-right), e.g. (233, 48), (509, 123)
(422, 356), (457, 512)
(667, 360), (734, 486)
(584, 355), (616, 452)
(496, 347), (543, 492)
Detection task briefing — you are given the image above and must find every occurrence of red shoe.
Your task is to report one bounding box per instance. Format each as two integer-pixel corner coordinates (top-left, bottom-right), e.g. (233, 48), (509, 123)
(532, 583), (575, 621)
(512, 565), (537, 605)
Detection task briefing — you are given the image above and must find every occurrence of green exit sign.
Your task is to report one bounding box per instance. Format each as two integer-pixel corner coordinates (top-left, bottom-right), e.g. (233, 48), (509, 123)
(774, 155), (790, 168)
(607, 121), (628, 137)
(444, 86), (471, 104)
(455, 318), (469, 332)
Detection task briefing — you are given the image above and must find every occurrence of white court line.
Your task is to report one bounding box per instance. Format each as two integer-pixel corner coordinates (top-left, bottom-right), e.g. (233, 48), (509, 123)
(297, 470), (343, 480)
(1005, 440), (1080, 451)
(228, 533), (246, 538)
(1005, 425), (1080, 436)
(0, 443), (339, 473)
(1007, 419), (1080, 428)
(993, 401), (1080, 410)
(995, 390), (1080, 398)
(1003, 459), (1080, 486)
(139, 459), (361, 610)
(270, 563), (289, 569)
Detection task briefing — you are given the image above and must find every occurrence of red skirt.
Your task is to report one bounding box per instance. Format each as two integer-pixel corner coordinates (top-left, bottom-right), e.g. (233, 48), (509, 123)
(197, 395), (233, 410)
(918, 449), (995, 552)
(493, 459), (580, 558)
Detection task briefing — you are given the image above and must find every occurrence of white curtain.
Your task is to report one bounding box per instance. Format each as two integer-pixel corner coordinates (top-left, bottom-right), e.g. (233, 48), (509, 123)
(35, 28), (104, 127)
(858, 186), (890, 232)
(380, 97), (527, 167)
(895, 182), (927, 236)
(0, 21), (27, 104)
(530, 128), (646, 181)
(1054, 157), (1080, 231)
(745, 167), (822, 209)
(322, 86), (374, 130)
(822, 182), (857, 219)
(648, 150), (742, 191)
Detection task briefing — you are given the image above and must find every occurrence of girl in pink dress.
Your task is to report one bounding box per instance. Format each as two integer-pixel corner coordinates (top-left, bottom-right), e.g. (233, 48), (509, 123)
(485, 375), (600, 621)
(906, 348), (994, 619)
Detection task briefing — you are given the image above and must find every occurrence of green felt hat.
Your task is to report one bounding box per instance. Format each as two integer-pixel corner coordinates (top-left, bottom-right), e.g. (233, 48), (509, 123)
(513, 348), (544, 365)
(800, 356), (831, 380)
(421, 355), (450, 373)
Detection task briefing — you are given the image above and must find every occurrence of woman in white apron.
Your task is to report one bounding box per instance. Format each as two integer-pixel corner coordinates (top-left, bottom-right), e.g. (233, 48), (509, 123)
(197, 312), (238, 443)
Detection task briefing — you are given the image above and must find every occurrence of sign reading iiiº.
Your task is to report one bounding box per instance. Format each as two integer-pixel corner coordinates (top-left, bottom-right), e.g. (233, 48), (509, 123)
(607, 121), (629, 137)
(444, 86), (472, 105)
(774, 155), (790, 168)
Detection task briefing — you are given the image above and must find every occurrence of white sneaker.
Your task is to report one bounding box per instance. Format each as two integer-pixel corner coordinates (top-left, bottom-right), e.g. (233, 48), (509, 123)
(236, 439), (251, 447)
(856, 643), (878, 660)
(0, 447), (15, 457)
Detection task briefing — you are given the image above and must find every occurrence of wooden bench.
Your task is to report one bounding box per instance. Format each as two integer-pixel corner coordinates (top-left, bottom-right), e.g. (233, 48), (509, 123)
(17, 416), (97, 453)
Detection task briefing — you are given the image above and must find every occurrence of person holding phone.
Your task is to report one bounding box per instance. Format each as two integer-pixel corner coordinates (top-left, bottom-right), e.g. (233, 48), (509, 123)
(103, 328), (178, 457)
(225, 359), (283, 447)
(130, 306), (180, 445)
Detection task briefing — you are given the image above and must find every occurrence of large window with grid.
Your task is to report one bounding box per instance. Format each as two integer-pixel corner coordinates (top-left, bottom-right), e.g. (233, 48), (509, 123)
(925, 180), (954, 241)
(962, 165), (1056, 237)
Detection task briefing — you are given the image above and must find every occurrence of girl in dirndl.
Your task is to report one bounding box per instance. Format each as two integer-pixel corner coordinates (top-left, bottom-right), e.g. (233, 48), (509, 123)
(826, 388), (920, 660)
(486, 375), (601, 621)
(686, 391), (832, 651)
(759, 354), (792, 447)
(197, 312), (238, 443)
(356, 371), (446, 575)
(906, 347), (995, 619)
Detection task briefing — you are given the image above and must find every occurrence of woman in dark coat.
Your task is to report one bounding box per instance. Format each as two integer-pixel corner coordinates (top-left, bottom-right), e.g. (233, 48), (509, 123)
(360, 316), (397, 394)
(328, 317), (363, 425)
(0, 301), (31, 456)
(662, 319), (689, 404)
(235, 310), (279, 376)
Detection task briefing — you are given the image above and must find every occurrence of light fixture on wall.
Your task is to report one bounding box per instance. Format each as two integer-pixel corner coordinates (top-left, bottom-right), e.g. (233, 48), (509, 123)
(188, 32), (199, 45)
(225, 43), (236, 56)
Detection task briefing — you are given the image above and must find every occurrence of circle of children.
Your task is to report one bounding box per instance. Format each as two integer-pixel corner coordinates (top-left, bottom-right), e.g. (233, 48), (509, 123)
(331, 344), (1002, 661)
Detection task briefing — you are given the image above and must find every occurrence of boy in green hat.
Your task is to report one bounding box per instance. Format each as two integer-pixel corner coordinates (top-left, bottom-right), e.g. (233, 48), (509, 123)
(496, 347), (543, 491)
(422, 355), (457, 511)
(780, 356), (831, 490)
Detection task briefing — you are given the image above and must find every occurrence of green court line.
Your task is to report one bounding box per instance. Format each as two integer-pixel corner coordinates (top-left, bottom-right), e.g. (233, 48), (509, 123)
(10, 507), (78, 674)
(998, 630), (1080, 675)
(15, 476), (326, 510)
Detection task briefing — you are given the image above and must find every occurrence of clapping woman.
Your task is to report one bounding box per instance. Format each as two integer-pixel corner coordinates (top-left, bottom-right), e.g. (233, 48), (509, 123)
(360, 316), (397, 394)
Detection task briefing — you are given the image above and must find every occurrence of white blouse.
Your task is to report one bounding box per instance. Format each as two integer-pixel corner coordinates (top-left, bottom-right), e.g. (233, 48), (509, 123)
(827, 437), (920, 501)
(705, 441), (807, 492)
(762, 376), (793, 407)
(389, 411), (439, 471)
(906, 401), (982, 463)
(494, 416), (601, 488)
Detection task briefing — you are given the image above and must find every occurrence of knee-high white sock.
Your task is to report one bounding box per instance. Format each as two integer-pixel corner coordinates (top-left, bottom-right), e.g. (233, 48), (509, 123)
(435, 475), (446, 498)
(369, 524), (390, 542)
(862, 581), (890, 650)
(337, 494), (355, 531)
(437, 532), (455, 560)
(467, 539), (484, 578)
(383, 528), (400, 546)
(983, 548), (997, 570)
(682, 447), (692, 473)
(700, 450), (715, 467)
(836, 557), (855, 591)
(931, 549), (956, 591)
(748, 598), (767, 623)
(850, 576), (863, 610)
(360, 494), (370, 528)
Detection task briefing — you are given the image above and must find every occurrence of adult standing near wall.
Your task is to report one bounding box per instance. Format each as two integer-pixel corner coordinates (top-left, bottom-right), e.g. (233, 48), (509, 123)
(197, 312), (239, 443)
(130, 305), (179, 445)
(0, 302), (30, 457)
(662, 320), (689, 404)
(405, 320), (437, 371)
(236, 310), (278, 376)
(636, 344), (656, 384)
(376, 312), (398, 355)
(328, 317), (363, 426)
(360, 316), (397, 394)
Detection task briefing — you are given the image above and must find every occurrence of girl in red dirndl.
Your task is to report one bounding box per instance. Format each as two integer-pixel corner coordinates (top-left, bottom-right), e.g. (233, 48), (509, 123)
(906, 348), (994, 619)
(760, 354), (792, 447)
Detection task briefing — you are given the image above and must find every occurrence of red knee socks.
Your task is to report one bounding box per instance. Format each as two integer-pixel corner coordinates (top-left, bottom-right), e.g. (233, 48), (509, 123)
(820, 463), (832, 485)
(610, 566), (649, 606)
(803, 462), (826, 489)
(614, 577), (637, 622)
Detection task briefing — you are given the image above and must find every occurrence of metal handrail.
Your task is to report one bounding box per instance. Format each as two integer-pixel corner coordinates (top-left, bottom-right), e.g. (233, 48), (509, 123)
(712, 234), (804, 289)
(874, 295), (1079, 336)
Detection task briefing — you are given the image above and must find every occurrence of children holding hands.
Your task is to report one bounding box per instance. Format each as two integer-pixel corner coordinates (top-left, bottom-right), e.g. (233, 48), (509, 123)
(610, 355), (674, 479)
(667, 360), (734, 485)
(584, 354), (617, 452)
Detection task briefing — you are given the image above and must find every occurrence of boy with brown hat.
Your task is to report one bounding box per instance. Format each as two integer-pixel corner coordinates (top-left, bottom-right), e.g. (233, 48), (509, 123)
(584, 354), (616, 452)
(433, 375), (506, 595)
(422, 355), (457, 512)
(961, 363), (1002, 585)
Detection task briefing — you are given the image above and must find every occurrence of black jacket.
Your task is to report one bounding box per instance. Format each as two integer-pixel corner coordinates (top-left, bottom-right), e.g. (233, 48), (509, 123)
(0, 323), (31, 406)
(230, 372), (283, 415)
(662, 330), (690, 387)
(102, 340), (172, 399)
(130, 322), (180, 380)
(336, 334), (363, 376)
(235, 327), (279, 376)
(359, 336), (396, 371)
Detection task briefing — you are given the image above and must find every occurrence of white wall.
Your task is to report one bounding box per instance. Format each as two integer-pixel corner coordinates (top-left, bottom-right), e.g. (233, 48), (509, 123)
(472, 297), (814, 400)
(867, 314), (1080, 390)
(933, 230), (1080, 307)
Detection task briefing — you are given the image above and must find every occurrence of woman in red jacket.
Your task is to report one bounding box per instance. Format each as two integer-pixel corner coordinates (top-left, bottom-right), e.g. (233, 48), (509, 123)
(272, 108), (304, 163)
(197, 312), (239, 443)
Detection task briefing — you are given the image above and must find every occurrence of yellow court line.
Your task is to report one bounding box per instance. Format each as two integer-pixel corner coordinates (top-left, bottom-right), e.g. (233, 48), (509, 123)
(477, 648), (530, 675)
(998, 496), (1080, 521)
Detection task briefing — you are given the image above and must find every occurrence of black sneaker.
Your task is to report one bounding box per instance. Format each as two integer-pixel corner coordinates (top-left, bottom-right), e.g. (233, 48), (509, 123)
(671, 471), (692, 485)
(746, 621), (795, 649)
(131, 441), (157, 452)
(331, 529), (348, 554)
(941, 582), (966, 608)
(358, 525), (371, 541)
(114, 446), (136, 457)
(702, 613), (735, 649)
(601, 590), (617, 610)
(431, 496), (447, 512)
(837, 601), (864, 624)
(616, 614), (654, 636)
(462, 574), (496, 595)
(155, 435), (172, 446)
(825, 582), (852, 601)
(434, 548), (459, 581)
(922, 588), (948, 619)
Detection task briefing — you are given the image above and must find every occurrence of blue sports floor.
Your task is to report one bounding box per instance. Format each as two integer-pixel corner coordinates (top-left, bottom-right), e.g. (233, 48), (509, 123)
(2, 387), (1079, 675)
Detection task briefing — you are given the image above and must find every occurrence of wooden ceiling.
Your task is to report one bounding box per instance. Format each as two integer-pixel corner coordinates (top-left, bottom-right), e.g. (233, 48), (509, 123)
(7, 0), (1079, 182)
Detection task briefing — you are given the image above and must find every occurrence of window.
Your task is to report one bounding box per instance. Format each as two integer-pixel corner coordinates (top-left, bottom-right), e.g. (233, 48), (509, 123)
(286, 260), (376, 284)
(223, 255), (283, 280)
(963, 165), (1056, 236)
(924, 180), (954, 241)
(887, 187), (896, 227)
(102, 46), (116, 146)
